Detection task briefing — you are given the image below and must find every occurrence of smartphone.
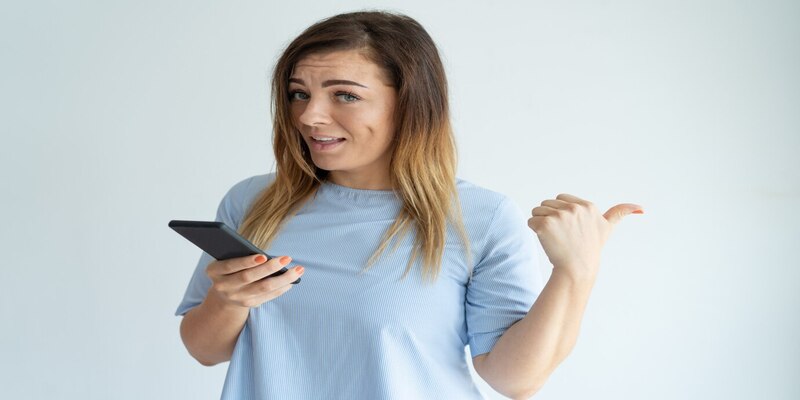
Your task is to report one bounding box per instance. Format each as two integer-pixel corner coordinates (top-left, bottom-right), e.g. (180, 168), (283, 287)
(169, 220), (300, 284)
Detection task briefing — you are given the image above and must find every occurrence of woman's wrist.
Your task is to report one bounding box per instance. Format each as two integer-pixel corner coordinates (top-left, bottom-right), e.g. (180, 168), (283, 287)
(202, 288), (251, 317)
(550, 266), (598, 288)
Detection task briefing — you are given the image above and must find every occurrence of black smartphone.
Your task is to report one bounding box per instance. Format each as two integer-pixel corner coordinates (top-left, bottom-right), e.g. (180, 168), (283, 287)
(169, 220), (300, 284)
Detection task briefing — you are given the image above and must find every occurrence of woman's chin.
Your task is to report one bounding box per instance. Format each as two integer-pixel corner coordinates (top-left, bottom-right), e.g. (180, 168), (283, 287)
(310, 159), (336, 172)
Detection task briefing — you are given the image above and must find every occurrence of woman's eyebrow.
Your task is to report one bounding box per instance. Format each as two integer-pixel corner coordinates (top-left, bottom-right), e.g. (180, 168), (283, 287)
(288, 78), (369, 88)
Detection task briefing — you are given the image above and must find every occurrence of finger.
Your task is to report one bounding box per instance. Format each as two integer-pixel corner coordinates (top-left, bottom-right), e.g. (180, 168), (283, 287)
(531, 206), (560, 216)
(527, 216), (549, 233)
(247, 283), (294, 308)
(603, 203), (644, 225)
(555, 193), (592, 207)
(540, 199), (571, 210)
(235, 256), (294, 285)
(242, 265), (305, 297)
(207, 254), (269, 278)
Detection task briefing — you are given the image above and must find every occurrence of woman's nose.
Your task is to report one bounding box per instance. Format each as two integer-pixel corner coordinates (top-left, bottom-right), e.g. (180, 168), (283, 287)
(297, 96), (332, 126)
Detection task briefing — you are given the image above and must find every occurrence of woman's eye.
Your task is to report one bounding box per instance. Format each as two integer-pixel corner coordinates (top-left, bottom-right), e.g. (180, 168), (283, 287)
(289, 90), (309, 101)
(336, 92), (360, 103)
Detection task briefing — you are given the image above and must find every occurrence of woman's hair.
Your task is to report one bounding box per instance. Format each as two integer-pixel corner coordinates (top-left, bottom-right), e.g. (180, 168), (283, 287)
(239, 10), (470, 281)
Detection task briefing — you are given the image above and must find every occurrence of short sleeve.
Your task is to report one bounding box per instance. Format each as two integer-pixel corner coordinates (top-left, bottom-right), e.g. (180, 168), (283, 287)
(174, 176), (255, 316)
(466, 196), (545, 357)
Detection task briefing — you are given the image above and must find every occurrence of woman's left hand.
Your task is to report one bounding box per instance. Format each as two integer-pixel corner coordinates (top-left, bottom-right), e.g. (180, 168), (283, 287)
(528, 194), (643, 281)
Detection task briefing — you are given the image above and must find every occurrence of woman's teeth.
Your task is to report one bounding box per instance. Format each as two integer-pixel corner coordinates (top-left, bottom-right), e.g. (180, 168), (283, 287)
(312, 136), (344, 142)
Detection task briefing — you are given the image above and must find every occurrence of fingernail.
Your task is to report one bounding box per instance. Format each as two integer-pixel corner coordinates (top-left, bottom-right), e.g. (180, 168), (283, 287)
(279, 256), (292, 265)
(296, 266), (304, 274)
(254, 255), (267, 263)
(633, 209), (644, 214)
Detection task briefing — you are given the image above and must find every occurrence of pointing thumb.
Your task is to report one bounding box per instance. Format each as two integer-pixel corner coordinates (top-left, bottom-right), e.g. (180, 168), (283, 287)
(603, 203), (644, 225)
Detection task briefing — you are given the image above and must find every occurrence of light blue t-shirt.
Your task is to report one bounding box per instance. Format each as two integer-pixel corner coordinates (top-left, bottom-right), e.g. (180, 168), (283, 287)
(176, 173), (543, 399)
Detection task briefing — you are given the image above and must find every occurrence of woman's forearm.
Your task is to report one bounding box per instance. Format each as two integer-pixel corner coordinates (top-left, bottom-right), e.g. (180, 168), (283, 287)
(473, 270), (596, 399)
(179, 292), (250, 366)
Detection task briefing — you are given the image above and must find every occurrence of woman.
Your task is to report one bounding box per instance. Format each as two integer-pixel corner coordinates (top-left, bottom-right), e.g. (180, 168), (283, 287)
(176, 11), (642, 399)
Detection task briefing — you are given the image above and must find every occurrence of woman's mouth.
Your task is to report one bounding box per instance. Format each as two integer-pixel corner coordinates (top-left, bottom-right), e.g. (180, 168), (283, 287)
(309, 135), (346, 151)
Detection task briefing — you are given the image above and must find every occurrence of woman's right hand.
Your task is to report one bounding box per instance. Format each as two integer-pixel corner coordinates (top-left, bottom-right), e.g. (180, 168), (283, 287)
(206, 254), (304, 309)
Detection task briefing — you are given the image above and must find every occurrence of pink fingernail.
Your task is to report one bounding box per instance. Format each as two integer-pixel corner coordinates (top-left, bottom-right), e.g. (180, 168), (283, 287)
(279, 256), (291, 265)
(633, 209), (644, 214)
(296, 266), (304, 274)
(254, 255), (267, 263)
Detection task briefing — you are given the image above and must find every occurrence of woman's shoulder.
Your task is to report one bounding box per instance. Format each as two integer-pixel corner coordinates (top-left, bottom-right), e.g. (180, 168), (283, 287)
(453, 177), (526, 239)
(455, 177), (513, 215)
(234, 172), (276, 191)
(221, 173), (277, 212)
(454, 178), (531, 252)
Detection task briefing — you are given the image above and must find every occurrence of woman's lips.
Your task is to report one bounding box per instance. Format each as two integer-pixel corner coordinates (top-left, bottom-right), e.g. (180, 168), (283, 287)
(309, 136), (346, 151)
(311, 136), (345, 142)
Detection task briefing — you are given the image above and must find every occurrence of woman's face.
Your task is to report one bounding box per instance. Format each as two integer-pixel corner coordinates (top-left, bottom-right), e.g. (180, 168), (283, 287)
(289, 49), (397, 189)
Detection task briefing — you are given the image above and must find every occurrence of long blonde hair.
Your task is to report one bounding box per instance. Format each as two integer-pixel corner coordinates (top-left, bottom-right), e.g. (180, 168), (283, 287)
(239, 11), (470, 281)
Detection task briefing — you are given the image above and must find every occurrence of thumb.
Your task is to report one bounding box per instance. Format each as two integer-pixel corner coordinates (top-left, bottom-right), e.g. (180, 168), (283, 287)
(603, 203), (644, 225)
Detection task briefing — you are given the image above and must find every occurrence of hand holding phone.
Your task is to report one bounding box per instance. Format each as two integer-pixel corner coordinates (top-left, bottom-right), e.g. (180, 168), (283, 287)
(170, 220), (303, 309)
(169, 220), (300, 284)
(204, 253), (304, 308)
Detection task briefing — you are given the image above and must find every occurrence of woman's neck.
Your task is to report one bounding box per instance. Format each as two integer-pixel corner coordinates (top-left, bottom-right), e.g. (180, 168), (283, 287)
(328, 170), (393, 190)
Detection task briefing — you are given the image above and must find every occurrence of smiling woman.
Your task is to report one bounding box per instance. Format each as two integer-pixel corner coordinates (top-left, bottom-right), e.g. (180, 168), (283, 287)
(175, 10), (642, 400)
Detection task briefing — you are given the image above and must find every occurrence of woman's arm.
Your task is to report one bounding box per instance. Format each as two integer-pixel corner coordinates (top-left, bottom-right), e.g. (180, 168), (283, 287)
(180, 293), (250, 366)
(473, 194), (642, 399)
(472, 270), (595, 399)
(179, 254), (304, 366)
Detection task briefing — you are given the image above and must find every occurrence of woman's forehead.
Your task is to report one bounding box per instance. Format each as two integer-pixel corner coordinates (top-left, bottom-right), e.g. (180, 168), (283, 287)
(296, 49), (369, 65)
(291, 50), (389, 85)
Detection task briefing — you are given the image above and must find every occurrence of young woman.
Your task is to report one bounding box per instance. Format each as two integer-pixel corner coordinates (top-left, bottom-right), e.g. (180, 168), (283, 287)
(176, 11), (642, 400)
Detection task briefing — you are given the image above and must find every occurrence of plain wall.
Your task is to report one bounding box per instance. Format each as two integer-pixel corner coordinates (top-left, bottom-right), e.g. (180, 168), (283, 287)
(1, 0), (798, 399)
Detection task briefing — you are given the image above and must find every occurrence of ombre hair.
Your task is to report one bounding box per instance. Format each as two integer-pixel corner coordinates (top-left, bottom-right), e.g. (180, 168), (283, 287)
(239, 11), (470, 281)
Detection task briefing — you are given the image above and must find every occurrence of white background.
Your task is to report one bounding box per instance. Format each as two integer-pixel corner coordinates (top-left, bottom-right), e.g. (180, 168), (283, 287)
(2, 1), (798, 399)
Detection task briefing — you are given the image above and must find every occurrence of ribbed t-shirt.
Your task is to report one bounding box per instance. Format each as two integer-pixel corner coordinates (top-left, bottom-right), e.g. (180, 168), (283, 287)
(176, 173), (544, 399)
